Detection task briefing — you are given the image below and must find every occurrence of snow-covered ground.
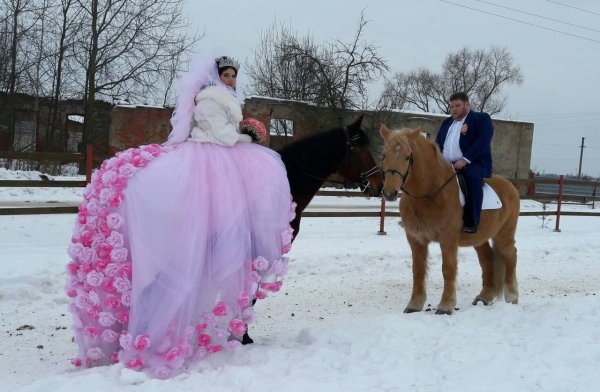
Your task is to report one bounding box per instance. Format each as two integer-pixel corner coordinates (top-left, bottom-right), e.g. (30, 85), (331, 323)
(1, 169), (599, 392)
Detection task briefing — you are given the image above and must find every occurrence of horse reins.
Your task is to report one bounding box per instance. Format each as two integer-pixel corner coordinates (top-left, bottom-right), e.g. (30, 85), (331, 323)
(384, 153), (457, 199)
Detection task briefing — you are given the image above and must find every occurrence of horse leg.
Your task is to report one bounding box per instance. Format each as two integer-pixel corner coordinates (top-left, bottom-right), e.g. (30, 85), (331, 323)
(436, 241), (458, 315)
(493, 234), (519, 304)
(472, 241), (496, 305)
(404, 235), (429, 313)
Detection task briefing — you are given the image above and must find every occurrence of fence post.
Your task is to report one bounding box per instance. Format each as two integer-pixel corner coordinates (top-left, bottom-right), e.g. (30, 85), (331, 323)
(554, 175), (564, 232)
(85, 145), (93, 184)
(592, 185), (597, 210)
(378, 196), (387, 235)
(527, 170), (535, 197)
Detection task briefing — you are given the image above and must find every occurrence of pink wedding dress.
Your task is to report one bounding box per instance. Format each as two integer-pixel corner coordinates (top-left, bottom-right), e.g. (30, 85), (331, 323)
(66, 140), (295, 378)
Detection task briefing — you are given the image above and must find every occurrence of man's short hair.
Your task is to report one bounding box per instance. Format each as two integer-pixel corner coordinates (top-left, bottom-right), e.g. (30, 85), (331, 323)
(449, 92), (469, 103)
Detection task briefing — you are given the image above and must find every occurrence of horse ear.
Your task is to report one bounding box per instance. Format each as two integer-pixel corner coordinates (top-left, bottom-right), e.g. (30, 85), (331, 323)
(407, 128), (421, 139)
(380, 124), (391, 140)
(414, 126), (423, 133)
(347, 115), (364, 133)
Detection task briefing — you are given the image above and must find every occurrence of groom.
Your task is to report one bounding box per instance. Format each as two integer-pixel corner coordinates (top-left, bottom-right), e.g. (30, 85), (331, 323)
(435, 92), (494, 234)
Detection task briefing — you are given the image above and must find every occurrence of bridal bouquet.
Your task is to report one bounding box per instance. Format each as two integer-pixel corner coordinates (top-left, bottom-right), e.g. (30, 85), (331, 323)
(240, 118), (267, 143)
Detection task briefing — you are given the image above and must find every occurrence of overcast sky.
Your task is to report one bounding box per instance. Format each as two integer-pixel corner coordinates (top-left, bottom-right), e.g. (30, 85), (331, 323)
(185, 0), (600, 177)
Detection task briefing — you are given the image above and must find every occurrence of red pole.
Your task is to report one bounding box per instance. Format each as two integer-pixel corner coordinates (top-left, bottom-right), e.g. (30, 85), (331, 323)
(554, 175), (563, 232)
(378, 196), (387, 235)
(85, 144), (93, 184)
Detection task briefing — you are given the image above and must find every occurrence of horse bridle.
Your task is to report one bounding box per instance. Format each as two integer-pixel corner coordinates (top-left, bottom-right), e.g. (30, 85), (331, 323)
(302, 128), (381, 192)
(383, 153), (456, 199)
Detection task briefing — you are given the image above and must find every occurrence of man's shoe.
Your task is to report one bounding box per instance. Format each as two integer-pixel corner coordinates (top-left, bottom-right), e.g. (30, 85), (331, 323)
(463, 223), (478, 233)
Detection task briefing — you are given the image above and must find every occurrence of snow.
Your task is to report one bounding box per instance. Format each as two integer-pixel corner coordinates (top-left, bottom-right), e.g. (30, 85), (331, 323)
(1, 169), (599, 392)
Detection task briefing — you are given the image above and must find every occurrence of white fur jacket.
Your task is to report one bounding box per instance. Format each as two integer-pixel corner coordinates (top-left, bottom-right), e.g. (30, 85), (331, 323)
(189, 86), (252, 146)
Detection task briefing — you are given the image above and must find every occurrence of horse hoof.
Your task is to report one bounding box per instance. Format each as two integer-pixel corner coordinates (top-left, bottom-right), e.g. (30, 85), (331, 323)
(435, 309), (453, 315)
(404, 307), (421, 314)
(241, 332), (254, 345)
(472, 298), (489, 306)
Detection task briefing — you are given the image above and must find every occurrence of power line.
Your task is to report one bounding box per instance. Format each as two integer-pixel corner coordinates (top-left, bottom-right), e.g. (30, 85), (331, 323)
(543, 0), (600, 17)
(438, 0), (600, 44)
(475, 0), (600, 33)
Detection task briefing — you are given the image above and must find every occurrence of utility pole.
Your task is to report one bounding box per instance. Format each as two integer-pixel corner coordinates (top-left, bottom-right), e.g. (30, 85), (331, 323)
(577, 137), (586, 179)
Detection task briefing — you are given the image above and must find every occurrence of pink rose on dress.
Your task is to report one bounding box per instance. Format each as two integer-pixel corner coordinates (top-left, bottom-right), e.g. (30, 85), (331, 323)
(101, 169), (117, 185)
(97, 223), (111, 238)
(110, 247), (128, 263)
(106, 212), (124, 230)
(121, 291), (132, 306)
(194, 346), (208, 360)
(101, 329), (119, 343)
(106, 232), (124, 248)
(228, 319), (247, 338)
(86, 347), (104, 361)
(112, 176), (127, 192)
(98, 311), (116, 327)
(281, 227), (294, 254)
(67, 262), (81, 275)
(91, 233), (107, 248)
(134, 334), (151, 351)
(104, 263), (119, 277)
(71, 358), (82, 367)
(255, 291), (267, 300)
(271, 259), (289, 276)
(237, 292), (250, 308)
(103, 294), (121, 309)
(84, 326), (102, 338)
(126, 357), (143, 370)
(203, 314), (217, 327)
(75, 294), (92, 309)
(212, 301), (229, 316)
(154, 366), (171, 379)
(88, 290), (100, 305)
(110, 351), (119, 364)
(116, 310), (129, 324)
(118, 163), (137, 177)
(214, 328), (229, 341)
(68, 243), (85, 261)
(252, 256), (269, 271)
(100, 277), (116, 293)
(289, 202), (297, 220)
(116, 263), (132, 279)
(260, 281), (283, 292)
(197, 333), (212, 346)
(85, 198), (99, 216)
(165, 346), (182, 363)
(207, 344), (223, 353)
(119, 333), (133, 350)
(79, 229), (95, 248)
(96, 244), (112, 262)
(113, 277), (131, 293)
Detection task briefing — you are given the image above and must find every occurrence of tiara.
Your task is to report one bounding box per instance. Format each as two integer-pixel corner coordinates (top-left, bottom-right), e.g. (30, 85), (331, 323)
(215, 56), (240, 71)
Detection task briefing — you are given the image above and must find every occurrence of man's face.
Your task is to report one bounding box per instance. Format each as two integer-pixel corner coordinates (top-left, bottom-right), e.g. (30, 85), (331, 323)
(449, 99), (470, 120)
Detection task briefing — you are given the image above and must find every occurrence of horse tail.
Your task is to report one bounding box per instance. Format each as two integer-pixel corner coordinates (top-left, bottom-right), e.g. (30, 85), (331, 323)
(492, 241), (506, 301)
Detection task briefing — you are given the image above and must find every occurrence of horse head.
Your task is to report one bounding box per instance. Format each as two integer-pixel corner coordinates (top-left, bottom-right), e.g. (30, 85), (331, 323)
(336, 115), (384, 197)
(379, 124), (422, 201)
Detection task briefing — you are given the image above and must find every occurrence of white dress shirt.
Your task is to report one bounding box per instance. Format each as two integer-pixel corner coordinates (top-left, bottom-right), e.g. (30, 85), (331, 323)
(442, 114), (470, 163)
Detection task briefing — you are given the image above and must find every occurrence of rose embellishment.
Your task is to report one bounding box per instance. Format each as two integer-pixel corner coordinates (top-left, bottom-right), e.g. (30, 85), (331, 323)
(460, 124), (469, 135)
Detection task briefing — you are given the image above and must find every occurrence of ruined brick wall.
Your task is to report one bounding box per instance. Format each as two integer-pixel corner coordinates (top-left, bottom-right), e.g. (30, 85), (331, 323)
(109, 105), (173, 154)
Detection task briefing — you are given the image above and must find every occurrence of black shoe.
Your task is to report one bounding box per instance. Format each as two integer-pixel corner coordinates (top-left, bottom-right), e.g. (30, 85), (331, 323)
(463, 223), (478, 233)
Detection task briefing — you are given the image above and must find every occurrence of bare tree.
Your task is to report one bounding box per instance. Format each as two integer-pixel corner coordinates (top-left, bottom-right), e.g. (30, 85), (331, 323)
(380, 46), (523, 115)
(73, 0), (198, 150)
(247, 10), (388, 112)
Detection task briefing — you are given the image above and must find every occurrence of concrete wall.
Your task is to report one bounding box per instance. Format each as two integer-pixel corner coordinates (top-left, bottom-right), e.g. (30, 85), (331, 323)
(244, 96), (534, 178)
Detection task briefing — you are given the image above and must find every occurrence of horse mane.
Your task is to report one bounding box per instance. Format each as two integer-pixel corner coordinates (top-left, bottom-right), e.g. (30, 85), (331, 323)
(388, 128), (452, 172)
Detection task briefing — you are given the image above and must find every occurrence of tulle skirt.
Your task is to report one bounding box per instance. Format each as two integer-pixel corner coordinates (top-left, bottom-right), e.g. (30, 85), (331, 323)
(66, 141), (295, 378)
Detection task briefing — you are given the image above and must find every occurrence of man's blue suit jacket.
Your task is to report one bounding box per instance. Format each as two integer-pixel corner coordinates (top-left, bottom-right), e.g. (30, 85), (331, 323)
(435, 110), (494, 178)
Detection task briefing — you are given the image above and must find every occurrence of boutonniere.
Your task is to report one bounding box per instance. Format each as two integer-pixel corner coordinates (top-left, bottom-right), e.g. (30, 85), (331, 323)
(460, 124), (469, 135)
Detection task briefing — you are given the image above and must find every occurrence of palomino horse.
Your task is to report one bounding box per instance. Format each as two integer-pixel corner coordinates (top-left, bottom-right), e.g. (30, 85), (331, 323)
(279, 115), (383, 239)
(379, 125), (519, 315)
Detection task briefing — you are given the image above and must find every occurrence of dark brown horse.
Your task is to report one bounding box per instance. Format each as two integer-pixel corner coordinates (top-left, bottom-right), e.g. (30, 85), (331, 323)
(380, 125), (519, 314)
(242, 116), (383, 344)
(279, 116), (383, 239)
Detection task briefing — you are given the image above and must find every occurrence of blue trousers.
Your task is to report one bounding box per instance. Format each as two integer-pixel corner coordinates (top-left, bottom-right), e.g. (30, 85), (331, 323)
(462, 170), (484, 225)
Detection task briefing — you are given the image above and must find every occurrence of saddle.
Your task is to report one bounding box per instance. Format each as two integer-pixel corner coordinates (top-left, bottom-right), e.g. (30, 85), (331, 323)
(456, 172), (502, 210)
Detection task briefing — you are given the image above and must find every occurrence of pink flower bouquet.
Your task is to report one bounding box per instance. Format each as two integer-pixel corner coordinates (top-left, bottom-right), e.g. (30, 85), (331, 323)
(240, 118), (267, 143)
